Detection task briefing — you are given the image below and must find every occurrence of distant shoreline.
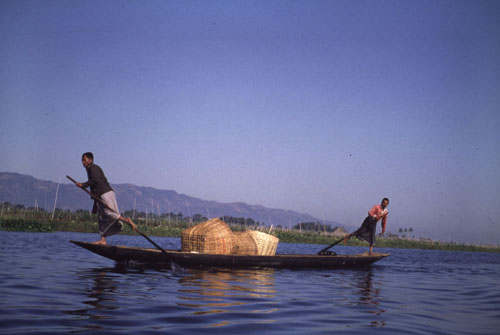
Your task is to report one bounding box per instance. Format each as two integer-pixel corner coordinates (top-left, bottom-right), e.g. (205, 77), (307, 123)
(1, 217), (499, 253)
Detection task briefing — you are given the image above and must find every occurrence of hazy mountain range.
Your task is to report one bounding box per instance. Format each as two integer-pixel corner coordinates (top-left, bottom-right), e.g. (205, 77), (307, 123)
(0, 172), (345, 229)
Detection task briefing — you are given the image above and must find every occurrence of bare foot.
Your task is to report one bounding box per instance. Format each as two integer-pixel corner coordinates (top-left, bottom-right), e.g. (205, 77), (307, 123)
(92, 237), (107, 245)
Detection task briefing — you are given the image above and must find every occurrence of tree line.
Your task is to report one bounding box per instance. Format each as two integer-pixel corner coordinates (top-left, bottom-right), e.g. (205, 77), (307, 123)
(292, 221), (341, 233)
(1, 202), (338, 232)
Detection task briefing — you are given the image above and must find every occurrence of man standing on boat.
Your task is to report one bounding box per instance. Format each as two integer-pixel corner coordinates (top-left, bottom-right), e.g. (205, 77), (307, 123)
(346, 198), (389, 255)
(75, 152), (137, 245)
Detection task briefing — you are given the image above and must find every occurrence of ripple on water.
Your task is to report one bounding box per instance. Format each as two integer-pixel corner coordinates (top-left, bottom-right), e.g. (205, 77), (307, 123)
(1, 232), (500, 334)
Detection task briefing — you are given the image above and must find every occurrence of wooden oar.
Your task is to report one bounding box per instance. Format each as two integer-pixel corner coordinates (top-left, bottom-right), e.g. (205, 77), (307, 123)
(317, 227), (361, 255)
(66, 175), (171, 258)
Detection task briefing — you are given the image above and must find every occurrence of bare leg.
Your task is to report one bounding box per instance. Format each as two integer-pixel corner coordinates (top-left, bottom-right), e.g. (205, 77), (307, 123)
(369, 245), (373, 255)
(92, 235), (107, 245)
(120, 216), (137, 232)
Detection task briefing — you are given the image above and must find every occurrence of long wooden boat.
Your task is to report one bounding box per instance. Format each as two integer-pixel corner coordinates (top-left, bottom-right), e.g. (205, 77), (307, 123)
(71, 240), (389, 269)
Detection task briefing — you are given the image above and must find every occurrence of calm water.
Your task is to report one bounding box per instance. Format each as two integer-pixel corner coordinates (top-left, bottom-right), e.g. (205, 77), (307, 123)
(0, 232), (499, 334)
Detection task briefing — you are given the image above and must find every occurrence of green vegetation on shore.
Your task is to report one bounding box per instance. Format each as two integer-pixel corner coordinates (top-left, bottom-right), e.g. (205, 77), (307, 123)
(1, 202), (499, 253)
(274, 230), (500, 253)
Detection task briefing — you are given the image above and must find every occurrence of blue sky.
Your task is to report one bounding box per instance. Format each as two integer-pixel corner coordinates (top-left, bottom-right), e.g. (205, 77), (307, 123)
(1, 0), (499, 244)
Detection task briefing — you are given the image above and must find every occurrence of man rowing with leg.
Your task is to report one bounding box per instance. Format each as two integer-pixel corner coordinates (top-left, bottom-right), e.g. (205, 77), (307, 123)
(345, 198), (389, 255)
(76, 152), (137, 245)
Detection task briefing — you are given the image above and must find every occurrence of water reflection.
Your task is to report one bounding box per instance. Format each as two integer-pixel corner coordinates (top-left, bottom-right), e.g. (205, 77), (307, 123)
(62, 268), (122, 333)
(351, 268), (385, 327)
(3, 232), (498, 334)
(84, 270), (119, 312)
(177, 268), (277, 324)
(63, 263), (386, 331)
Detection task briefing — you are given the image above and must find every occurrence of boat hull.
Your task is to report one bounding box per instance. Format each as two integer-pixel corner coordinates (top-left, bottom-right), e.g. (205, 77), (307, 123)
(70, 240), (388, 269)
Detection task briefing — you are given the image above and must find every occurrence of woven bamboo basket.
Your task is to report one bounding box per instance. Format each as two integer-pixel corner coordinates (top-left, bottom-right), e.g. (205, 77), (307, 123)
(248, 230), (279, 256)
(232, 231), (259, 255)
(181, 218), (234, 254)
